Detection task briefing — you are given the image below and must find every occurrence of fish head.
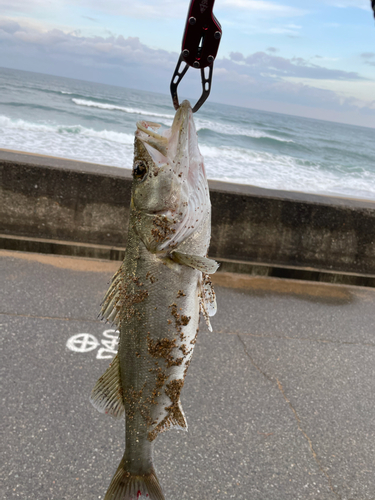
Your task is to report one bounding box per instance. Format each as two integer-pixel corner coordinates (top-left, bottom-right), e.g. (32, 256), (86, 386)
(131, 100), (210, 253)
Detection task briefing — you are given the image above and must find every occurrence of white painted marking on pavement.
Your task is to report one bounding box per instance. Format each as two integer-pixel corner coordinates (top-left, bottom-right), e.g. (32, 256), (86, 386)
(96, 329), (119, 359)
(66, 329), (119, 359)
(66, 333), (100, 353)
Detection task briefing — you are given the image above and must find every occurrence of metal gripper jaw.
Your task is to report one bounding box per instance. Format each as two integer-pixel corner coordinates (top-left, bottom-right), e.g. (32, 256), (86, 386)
(170, 0), (222, 113)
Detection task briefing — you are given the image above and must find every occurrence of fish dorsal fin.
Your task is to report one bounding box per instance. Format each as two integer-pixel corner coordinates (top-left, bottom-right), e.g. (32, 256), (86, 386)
(100, 264), (124, 327)
(171, 251), (219, 274)
(89, 354), (124, 419)
(199, 273), (217, 332)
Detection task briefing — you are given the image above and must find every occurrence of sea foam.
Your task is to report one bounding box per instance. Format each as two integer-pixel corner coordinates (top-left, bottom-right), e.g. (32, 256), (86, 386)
(72, 99), (174, 120)
(0, 115), (134, 144)
(195, 118), (294, 143)
(200, 144), (375, 199)
(1, 112), (374, 200)
(1, 66), (374, 201)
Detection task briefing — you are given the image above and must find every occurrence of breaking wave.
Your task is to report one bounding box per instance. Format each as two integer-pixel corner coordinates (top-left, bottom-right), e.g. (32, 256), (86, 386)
(0, 114), (134, 168)
(200, 144), (375, 200)
(195, 118), (294, 143)
(71, 98), (294, 144)
(1, 110), (374, 200)
(1, 67), (374, 201)
(0, 115), (134, 144)
(72, 98), (174, 120)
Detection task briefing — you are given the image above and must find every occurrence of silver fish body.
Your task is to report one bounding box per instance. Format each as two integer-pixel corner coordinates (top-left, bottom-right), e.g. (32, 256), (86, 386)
(90, 101), (218, 500)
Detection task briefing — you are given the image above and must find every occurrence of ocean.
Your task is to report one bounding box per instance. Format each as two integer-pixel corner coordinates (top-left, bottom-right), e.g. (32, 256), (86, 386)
(1, 66), (374, 200)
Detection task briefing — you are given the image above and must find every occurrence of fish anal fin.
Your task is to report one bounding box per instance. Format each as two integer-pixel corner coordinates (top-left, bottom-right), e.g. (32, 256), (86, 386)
(171, 251), (219, 274)
(104, 456), (165, 500)
(168, 399), (188, 430)
(148, 400), (187, 442)
(90, 354), (124, 419)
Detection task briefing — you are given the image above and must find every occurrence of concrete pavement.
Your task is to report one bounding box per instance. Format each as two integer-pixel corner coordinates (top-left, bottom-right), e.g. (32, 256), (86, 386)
(1, 250), (374, 500)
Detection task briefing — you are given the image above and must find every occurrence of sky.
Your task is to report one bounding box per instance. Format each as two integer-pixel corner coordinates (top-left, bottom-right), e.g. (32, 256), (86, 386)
(0, 0), (374, 127)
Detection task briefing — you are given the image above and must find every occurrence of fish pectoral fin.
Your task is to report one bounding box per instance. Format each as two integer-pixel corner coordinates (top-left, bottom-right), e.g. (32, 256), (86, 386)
(199, 273), (217, 332)
(89, 354), (124, 419)
(170, 251), (219, 274)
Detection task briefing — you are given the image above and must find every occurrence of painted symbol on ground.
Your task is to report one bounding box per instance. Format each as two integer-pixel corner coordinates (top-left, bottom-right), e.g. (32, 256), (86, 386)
(97, 329), (119, 359)
(66, 329), (119, 359)
(66, 333), (99, 353)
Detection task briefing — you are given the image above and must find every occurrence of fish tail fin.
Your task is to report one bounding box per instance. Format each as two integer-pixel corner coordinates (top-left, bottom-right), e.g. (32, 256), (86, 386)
(104, 456), (165, 500)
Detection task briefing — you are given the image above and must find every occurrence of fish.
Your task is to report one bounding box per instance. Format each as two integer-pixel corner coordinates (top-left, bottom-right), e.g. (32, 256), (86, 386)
(90, 100), (218, 500)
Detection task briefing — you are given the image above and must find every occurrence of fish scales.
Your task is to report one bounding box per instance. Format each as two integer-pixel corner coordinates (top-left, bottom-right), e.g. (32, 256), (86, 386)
(118, 222), (202, 435)
(90, 101), (218, 500)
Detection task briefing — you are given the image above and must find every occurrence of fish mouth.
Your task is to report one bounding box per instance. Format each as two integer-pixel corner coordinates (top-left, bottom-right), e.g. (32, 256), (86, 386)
(135, 101), (210, 251)
(164, 100), (194, 162)
(136, 100), (207, 195)
(135, 100), (200, 176)
(136, 121), (168, 158)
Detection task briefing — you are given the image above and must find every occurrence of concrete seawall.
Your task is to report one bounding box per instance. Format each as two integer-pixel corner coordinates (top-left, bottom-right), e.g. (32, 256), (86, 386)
(1, 149), (375, 285)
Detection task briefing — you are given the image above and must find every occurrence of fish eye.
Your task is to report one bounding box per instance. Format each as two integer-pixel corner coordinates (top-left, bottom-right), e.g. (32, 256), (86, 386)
(133, 161), (148, 181)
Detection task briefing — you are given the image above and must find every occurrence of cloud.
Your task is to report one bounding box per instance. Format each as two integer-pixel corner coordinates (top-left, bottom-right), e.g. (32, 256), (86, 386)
(361, 52), (375, 67)
(0, 0), (186, 19)
(68, 0), (307, 19)
(0, 18), (176, 67)
(266, 47), (278, 53)
(213, 52), (374, 117)
(0, 17), (373, 120)
(229, 51), (244, 62)
(0, 0), (58, 11)
(266, 23), (302, 36)
(0, 0), (68, 18)
(220, 0), (306, 16)
(311, 55), (339, 62)
(2, 0), (307, 20)
(0, 18), (19, 34)
(69, 0), (191, 19)
(320, 0), (371, 10)
(227, 51), (364, 81)
(81, 16), (99, 23)
(213, 64), (374, 116)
